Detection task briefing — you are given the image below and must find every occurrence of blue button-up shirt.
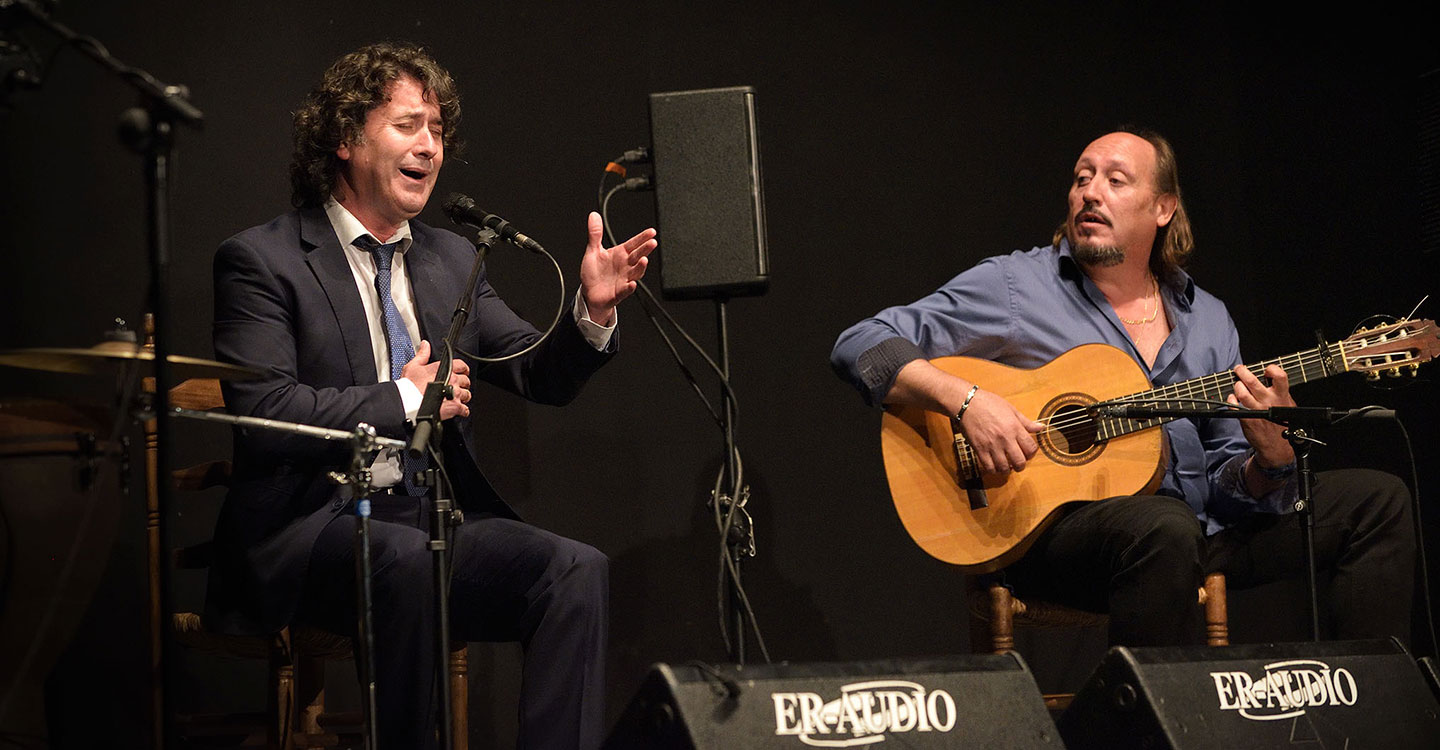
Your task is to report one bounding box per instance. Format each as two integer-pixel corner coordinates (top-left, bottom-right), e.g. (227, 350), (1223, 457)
(831, 240), (1295, 534)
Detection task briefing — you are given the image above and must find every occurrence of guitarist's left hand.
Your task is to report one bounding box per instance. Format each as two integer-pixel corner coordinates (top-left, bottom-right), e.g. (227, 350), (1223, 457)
(1229, 364), (1298, 489)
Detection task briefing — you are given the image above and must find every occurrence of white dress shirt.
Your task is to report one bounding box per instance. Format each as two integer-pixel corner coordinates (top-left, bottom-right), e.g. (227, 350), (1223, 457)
(322, 199), (615, 487)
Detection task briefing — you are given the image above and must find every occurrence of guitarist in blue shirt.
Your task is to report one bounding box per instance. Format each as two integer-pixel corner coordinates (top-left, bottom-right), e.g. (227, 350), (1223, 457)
(832, 129), (1414, 647)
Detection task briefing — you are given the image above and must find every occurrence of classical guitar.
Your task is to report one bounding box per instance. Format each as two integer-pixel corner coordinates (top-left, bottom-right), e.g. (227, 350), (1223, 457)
(879, 318), (1438, 573)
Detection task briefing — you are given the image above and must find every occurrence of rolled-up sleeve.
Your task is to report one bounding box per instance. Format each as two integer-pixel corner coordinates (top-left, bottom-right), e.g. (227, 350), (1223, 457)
(830, 257), (1015, 406)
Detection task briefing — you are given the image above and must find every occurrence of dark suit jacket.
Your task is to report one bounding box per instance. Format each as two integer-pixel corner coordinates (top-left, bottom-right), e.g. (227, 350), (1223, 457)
(206, 207), (613, 634)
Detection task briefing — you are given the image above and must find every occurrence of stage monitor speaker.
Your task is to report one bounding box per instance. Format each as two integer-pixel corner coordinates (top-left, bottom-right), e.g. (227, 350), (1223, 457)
(603, 653), (1061, 749)
(1059, 638), (1440, 749)
(648, 85), (769, 300)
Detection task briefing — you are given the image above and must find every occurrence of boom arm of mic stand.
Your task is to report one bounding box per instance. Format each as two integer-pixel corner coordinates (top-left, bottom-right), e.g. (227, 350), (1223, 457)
(7, 0), (204, 126)
(406, 229), (494, 459)
(1096, 404), (1392, 424)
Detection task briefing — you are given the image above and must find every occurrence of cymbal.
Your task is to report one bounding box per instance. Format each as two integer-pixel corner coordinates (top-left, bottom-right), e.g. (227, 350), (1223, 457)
(0, 341), (262, 381)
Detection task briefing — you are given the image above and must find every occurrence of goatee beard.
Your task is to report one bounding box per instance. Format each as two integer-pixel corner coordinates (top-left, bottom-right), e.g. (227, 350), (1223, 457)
(1072, 241), (1125, 268)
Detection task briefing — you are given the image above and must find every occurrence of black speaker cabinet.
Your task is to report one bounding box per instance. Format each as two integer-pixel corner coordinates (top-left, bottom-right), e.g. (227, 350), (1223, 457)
(648, 85), (769, 300)
(603, 654), (1061, 749)
(1060, 639), (1440, 749)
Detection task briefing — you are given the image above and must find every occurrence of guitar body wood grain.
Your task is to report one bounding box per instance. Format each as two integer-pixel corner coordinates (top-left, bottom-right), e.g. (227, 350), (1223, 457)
(881, 344), (1165, 572)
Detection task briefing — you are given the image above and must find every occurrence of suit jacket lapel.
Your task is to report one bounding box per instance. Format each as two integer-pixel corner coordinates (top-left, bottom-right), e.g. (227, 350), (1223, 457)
(299, 208), (379, 385)
(407, 222), (450, 344)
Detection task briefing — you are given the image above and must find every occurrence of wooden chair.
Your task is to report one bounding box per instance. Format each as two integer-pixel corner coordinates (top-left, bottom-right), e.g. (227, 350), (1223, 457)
(967, 572), (1227, 712)
(968, 572), (1229, 656)
(145, 376), (470, 748)
(967, 570), (1226, 650)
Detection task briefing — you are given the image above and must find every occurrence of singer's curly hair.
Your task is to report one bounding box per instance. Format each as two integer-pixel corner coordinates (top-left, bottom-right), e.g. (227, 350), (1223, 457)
(289, 41), (463, 209)
(1053, 126), (1195, 283)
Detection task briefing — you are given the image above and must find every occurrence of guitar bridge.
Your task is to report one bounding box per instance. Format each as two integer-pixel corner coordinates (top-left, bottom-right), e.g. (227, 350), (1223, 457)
(951, 427), (988, 511)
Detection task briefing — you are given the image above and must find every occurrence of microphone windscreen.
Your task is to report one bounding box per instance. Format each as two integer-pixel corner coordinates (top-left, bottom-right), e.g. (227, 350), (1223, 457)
(443, 193), (475, 215)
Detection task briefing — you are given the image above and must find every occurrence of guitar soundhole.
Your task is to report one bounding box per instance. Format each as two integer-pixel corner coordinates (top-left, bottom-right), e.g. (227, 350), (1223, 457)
(1038, 394), (1104, 466)
(1049, 404), (1096, 453)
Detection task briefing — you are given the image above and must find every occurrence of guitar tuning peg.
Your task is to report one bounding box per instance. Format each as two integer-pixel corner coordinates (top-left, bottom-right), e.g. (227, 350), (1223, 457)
(1406, 363), (1421, 376)
(1366, 371), (1381, 381)
(1385, 367), (1402, 378)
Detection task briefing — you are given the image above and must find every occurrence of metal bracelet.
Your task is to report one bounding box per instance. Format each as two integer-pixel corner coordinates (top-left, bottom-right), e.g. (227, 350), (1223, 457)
(956, 385), (980, 421)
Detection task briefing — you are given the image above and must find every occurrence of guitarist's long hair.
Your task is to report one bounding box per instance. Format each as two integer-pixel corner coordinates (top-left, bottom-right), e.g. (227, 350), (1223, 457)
(1054, 127), (1195, 285)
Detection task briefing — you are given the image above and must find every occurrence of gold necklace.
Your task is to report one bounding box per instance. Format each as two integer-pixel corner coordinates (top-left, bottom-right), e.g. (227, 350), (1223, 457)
(1117, 277), (1159, 325)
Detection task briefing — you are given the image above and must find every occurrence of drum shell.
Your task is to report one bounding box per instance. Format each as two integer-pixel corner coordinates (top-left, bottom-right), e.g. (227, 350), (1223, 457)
(0, 400), (124, 744)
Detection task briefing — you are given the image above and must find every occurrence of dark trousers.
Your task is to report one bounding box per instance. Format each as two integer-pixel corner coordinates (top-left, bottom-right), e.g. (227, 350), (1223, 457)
(294, 496), (609, 750)
(1005, 469), (1414, 647)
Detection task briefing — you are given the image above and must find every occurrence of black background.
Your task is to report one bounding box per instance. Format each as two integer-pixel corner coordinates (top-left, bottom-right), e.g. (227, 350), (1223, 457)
(3, 1), (1438, 747)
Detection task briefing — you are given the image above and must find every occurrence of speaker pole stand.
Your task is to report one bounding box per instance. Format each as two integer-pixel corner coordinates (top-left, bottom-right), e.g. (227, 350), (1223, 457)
(714, 297), (751, 664)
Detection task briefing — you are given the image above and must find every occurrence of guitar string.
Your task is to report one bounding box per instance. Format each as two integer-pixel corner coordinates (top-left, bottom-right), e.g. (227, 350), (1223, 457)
(953, 324), (1424, 470)
(957, 346), (1336, 464)
(1035, 346), (1339, 433)
(1037, 333), (1415, 434)
(1056, 358), (1326, 434)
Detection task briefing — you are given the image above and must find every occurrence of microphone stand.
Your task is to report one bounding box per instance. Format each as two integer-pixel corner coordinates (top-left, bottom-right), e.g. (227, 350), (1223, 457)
(339, 426), (383, 750)
(170, 408), (403, 750)
(405, 228), (497, 750)
(1096, 403), (1393, 641)
(4, 4), (205, 747)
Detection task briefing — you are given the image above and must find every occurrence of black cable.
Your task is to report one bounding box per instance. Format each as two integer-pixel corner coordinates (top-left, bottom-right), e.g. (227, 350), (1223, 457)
(600, 185), (740, 422)
(452, 245), (566, 365)
(1391, 417), (1439, 660)
(597, 163), (617, 221)
(601, 184), (724, 425)
(682, 659), (742, 699)
(712, 455), (734, 653)
(599, 172), (771, 664)
(710, 448), (771, 663)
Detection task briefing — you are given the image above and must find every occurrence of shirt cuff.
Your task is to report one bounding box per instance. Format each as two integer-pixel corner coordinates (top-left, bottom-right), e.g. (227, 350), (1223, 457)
(1216, 450), (1298, 514)
(856, 336), (927, 406)
(573, 290), (616, 351)
(395, 377), (423, 423)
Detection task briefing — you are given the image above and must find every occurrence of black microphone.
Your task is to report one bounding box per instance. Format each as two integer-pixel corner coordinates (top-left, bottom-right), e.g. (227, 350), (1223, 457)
(1337, 406), (1397, 420)
(1093, 404), (1142, 418)
(1094, 404), (1397, 422)
(442, 194), (545, 253)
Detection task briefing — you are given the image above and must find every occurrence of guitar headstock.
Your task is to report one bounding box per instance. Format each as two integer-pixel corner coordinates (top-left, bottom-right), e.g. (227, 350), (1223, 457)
(1339, 318), (1439, 379)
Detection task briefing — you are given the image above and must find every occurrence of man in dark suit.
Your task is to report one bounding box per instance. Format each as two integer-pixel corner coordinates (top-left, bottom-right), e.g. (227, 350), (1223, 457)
(208, 42), (655, 749)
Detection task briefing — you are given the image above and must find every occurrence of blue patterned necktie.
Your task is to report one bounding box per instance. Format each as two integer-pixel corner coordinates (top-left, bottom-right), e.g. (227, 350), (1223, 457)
(357, 235), (428, 496)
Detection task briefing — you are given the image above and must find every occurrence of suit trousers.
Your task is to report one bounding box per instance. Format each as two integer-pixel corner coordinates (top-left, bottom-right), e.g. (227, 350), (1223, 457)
(294, 494), (608, 750)
(1003, 469), (1414, 647)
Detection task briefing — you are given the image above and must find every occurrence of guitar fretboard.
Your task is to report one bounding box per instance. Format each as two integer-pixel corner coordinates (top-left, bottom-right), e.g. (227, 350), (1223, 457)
(1094, 341), (1349, 439)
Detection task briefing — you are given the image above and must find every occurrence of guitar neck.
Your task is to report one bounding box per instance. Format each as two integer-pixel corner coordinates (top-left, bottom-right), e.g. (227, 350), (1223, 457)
(1102, 341), (1349, 436)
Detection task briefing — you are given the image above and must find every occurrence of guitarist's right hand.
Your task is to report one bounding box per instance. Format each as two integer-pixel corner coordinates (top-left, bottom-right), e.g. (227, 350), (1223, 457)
(887, 359), (1045, 474)
(958, 389), (1045, 474)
